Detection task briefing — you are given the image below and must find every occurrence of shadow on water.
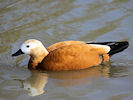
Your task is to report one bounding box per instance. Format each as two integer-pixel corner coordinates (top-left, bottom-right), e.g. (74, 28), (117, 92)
(12, 62), (129, 97)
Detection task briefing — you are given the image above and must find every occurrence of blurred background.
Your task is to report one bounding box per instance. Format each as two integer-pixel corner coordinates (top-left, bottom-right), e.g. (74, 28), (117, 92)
(0, 0), (133, 100)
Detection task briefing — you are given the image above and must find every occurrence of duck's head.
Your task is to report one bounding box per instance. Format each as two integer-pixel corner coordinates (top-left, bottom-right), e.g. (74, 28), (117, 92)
(12, 39), (48, 57)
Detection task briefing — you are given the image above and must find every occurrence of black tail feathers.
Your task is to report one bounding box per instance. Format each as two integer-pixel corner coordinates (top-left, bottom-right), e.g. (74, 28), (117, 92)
(107, 41), (129, 55)
(87, 41), (129, 55)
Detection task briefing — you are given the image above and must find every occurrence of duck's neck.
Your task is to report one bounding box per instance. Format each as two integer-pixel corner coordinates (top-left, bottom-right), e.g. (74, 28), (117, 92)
(28, 47), (49, 69)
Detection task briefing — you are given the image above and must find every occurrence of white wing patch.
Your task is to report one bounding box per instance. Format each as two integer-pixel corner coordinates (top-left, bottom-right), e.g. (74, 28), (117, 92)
(89, 44), (111, 53)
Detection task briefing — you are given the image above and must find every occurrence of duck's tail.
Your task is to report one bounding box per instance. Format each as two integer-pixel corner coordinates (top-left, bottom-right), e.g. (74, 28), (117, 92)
(87, 41), (129, 56)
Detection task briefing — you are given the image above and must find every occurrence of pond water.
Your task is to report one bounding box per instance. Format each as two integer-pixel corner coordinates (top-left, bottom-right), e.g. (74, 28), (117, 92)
(0, 0), (133, 100)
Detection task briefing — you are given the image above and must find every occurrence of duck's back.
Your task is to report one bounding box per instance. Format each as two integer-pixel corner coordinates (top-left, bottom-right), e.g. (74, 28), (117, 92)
(47, 40), (85, 52)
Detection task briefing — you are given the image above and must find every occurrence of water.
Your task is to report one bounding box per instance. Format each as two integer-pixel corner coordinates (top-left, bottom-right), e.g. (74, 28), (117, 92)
(0, 0), (133, 100)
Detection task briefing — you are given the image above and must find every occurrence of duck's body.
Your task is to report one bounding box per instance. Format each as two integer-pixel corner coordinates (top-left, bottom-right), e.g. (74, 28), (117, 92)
(12, 39), (129, 71)
(39, 42), (110, 71)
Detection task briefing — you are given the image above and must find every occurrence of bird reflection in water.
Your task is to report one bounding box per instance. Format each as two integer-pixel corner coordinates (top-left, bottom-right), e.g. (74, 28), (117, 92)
(18, 63), (111, 96)
(21, 70), (48, 96)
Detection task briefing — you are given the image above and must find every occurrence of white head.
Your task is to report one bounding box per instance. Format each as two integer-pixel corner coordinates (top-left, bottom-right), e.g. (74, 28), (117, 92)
(12, 39), (48, 57)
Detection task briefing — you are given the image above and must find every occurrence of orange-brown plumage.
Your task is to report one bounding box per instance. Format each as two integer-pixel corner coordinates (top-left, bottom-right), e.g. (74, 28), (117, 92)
(41, 44), (103, 71)
(12, 39), (129, 71)
(47, 40), (85, 52)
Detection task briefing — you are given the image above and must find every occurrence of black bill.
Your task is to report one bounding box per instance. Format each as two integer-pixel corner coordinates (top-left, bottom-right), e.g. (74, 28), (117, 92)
(12, 49), (24, 56)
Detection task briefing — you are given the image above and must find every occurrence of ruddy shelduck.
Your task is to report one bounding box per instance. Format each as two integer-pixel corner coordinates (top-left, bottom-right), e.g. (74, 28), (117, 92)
(12, 39), (129, 71)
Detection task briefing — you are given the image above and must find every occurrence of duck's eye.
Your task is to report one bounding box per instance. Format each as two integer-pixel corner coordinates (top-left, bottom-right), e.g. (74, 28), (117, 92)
(26, 45), (30, 48)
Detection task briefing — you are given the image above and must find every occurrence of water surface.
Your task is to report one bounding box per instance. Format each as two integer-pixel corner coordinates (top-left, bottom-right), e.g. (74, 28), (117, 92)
(0, 0), (133, 100)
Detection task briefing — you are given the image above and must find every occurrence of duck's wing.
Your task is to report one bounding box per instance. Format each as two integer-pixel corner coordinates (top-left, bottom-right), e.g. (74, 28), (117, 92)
(86, 41), (129, 55)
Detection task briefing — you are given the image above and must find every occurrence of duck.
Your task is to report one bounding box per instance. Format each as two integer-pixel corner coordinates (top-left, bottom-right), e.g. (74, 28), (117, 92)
(12, 39), (129, 71)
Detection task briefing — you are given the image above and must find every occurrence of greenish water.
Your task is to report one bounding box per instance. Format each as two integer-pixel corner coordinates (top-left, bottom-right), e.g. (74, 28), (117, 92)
(0, 0), (133, 100)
